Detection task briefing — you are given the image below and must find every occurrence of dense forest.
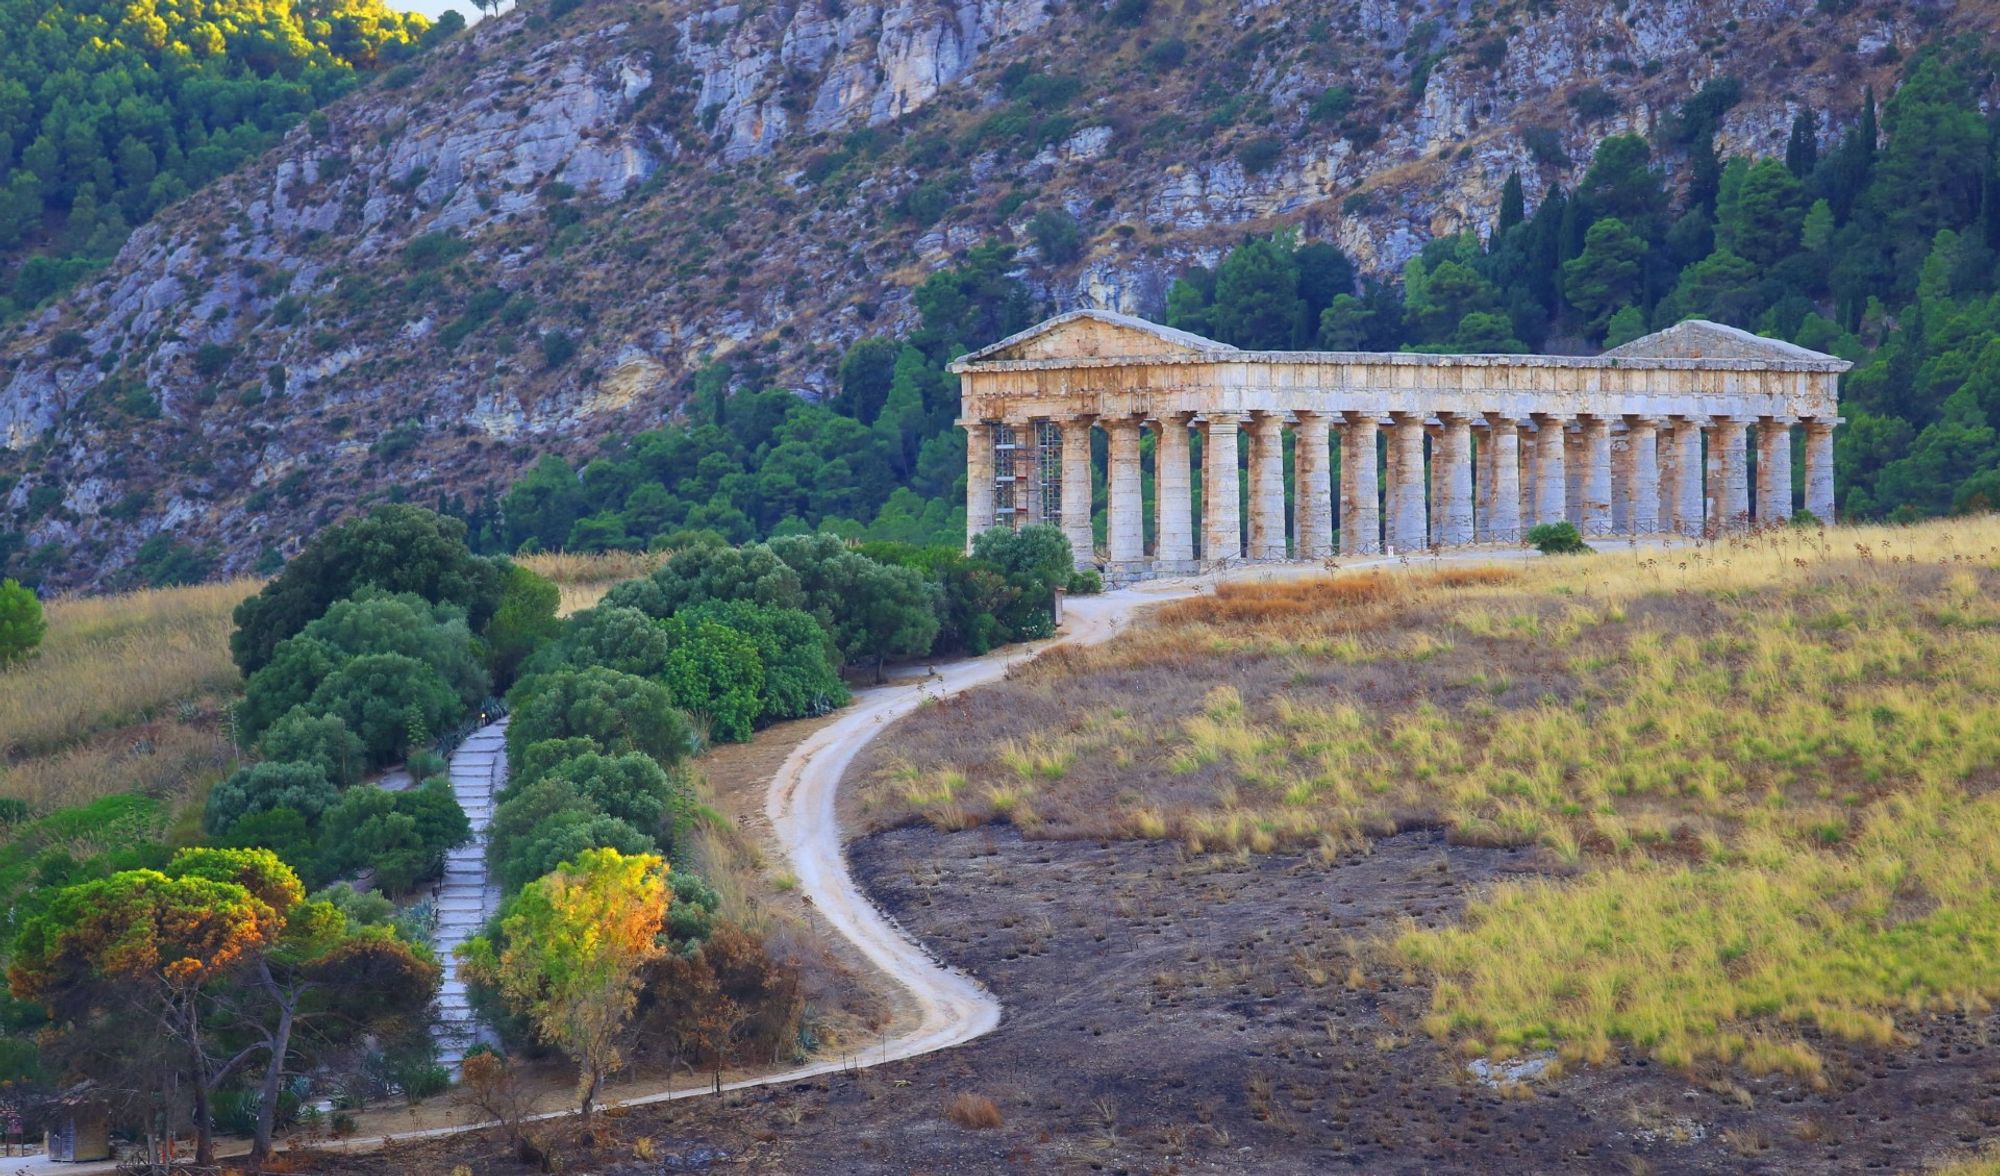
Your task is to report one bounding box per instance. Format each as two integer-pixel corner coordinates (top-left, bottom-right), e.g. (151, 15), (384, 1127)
(0, 0), (445, 322)
(442, 41), (2000, 558)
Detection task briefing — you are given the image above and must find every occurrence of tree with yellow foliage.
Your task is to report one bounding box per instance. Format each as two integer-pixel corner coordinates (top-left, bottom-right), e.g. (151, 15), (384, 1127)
(459, 848), (669, 1121)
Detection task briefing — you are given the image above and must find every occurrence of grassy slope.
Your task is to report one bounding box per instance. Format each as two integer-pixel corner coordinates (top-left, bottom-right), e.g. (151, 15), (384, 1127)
(855, 517), (2000, 1082)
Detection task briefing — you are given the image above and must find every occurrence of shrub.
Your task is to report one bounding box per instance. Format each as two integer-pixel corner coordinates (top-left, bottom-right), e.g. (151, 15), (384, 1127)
(1028, 208), (1083, 264)
(205, 761), (339, 835)
(505, 666), (692, 766)
(1066, 570), (1103, 595)
(255, 709), (367, 788)
(678, 601), (847, 722)
(308, 653), (464, 765)
(483, 563), (561, 688)
(543, 605), (672, 678)
(1308, 86), (1353, 123)
(540, 331), (577, 369)
(231, 504), (504, 675)
(322, 779), (470, 894)
(488, 789), (653, 892)
(518, 751), (694, 839)
(944, 1093), (1004, 1129)
(603, 541), (804, 618)
(660, 618), (764, 743)
(0, 578), (44, 666)
(1526, 521), (1592, 555)
(219, 806), (329, 887)
(1236, 136), (1284, 175)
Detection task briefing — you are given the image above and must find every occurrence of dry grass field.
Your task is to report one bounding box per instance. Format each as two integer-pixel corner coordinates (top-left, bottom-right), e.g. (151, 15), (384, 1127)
(0, 579), (253, 811)
(854, 517), (2000, 1085)
(518, 549), (668, 615)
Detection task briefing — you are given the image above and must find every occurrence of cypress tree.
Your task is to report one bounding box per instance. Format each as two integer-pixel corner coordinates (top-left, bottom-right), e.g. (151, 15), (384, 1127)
(1497, 171), (1526, 235)
(1786, 108), (1819, 178)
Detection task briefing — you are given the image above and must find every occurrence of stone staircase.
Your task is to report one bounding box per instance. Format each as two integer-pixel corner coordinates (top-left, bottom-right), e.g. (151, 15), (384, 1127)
(432, 719), (508, 1074)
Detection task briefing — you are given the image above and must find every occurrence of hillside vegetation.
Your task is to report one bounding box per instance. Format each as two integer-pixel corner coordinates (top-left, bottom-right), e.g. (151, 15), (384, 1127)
(858, 517), (2000, 1081)
(0, 0), (440, 325)
(6, 0), (1996, 590)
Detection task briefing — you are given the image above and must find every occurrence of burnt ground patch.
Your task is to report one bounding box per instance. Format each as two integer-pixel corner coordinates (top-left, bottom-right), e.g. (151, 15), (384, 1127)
(337, 825), (2000, 1174)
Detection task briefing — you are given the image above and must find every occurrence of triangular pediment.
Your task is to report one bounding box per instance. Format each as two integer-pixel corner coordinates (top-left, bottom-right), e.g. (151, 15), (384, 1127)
(952, 309), (1234, 367)
(1599, 319), (1844, 365)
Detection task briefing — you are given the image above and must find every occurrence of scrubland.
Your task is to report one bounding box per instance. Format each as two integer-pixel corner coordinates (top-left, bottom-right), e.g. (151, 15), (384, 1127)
(855, 517), (2000, 1082)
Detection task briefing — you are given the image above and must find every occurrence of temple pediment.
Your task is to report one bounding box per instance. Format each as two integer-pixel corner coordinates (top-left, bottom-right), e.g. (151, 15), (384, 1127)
(1599, 319), (1843, 364)
(952, 309), (1235, 368)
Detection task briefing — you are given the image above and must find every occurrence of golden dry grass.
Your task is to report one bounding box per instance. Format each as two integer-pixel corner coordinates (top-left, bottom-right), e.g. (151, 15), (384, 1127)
(517, 550), (669, 615)
(859, 516), (2000, 1080)
(0, 580), (251, 813)
(0, 579), (252, 759)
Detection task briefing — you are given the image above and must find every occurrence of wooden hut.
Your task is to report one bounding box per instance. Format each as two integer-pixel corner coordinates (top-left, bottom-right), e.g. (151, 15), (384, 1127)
(43, 1084), (110, 1162)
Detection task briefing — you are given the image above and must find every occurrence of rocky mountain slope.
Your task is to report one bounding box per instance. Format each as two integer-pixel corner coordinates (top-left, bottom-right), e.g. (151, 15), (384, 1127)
(1, 0), (1990, 590)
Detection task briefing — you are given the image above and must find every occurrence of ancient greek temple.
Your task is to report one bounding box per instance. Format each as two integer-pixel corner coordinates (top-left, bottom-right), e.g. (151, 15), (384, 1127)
(951, 310), (1847, 576)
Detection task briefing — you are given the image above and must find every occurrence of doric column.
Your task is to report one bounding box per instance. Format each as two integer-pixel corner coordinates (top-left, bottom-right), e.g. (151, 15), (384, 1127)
(1625, 418), (1660, 534)
(1670, 417), (1705, 535)
(1485, 416), (1522, 543)
(1519, 423), (1540, 531)
(1294, 412), (1334, 559)
(1154, 412), (1195, 568)
(1437, 414), (1474, 546)
(1564, 424), (1586, 527)
(1247, 412), (1287, 560)
(1059, 417), (1095, 569)
(1803, 419), (1836, 523)
(1202, 414), (1242, 565)
(1757, 418), (1794, 525)
(1105, 416), (1144, 567)
(1610, 432), (1632, 533)
(1339, 415), (1380, 555)
(1534, 415), (1568, 530)
(1711, 417), (1750, 531)
(963, 420), (995, 554)
(1579, 416), (1614, 535)
(1389, 414), (1429, 552)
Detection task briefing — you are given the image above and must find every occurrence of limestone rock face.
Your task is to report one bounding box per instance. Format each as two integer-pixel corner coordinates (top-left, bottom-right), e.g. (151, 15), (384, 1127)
(0, 0), (1986, 589)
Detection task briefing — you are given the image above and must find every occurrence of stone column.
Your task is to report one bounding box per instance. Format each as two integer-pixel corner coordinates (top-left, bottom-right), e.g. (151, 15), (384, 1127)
(1803, 419), (1836, 524)
(1610, 433), (1632, 533)
(1202, 414), (1242, 565)
(1579, 416), (1614, 535)
(1757, 418), (1794, 525)
(1625, 418), (1660, 534)
(1670, 417), (1705, 535)
(1486, 416), (1522, 543)
(1437, 414), (1474, 546)
(963, 420), (995, 554)
(1339, 415), (1380, 555)
(1534, 415), (1568, 530)
(1247, 412), (1287, 560)
(1519, 423), (1539, 531)
(1105, 416), (1144, 568)
(1059, 417), (1095, 570)
(1564, 424), (1586, 527)
(1389, 414), (1429, 552)
(1154, 412), (1196, 569)
(1711, 417), (1750, 531)
(1294, 412), (1334, 559)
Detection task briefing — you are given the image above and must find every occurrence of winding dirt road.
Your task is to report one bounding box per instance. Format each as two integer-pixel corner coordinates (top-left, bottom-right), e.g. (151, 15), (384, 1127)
(52, 551), (1597, 1172)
